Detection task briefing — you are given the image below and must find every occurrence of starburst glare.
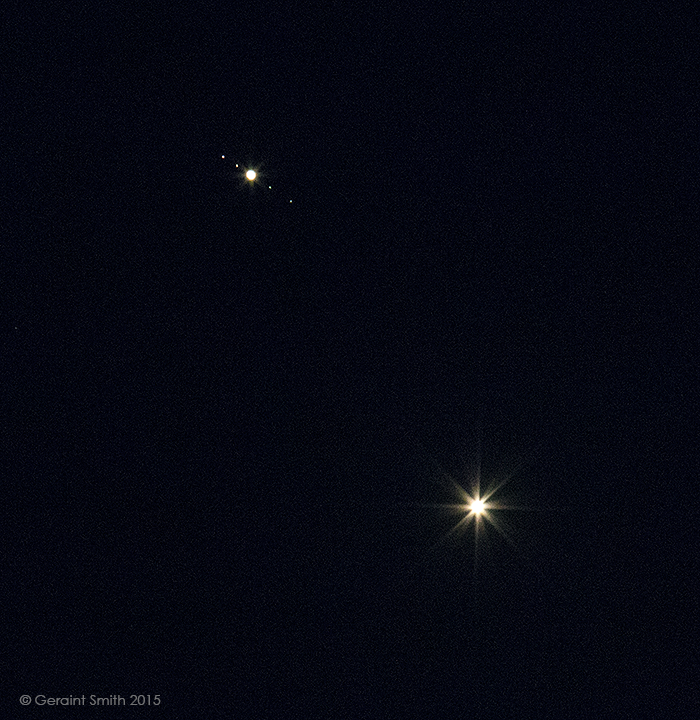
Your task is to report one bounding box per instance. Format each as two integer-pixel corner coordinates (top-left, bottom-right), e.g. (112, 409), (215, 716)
(470, 499), (485, 515)
(422, 438), (532, 563)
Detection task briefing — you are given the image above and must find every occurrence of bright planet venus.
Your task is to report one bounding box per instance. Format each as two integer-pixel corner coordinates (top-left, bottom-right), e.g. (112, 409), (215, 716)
(470, 499), (485, 515)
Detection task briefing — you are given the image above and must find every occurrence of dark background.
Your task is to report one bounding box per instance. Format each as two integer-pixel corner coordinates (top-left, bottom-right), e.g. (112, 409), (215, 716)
(5, 3), (699, 717)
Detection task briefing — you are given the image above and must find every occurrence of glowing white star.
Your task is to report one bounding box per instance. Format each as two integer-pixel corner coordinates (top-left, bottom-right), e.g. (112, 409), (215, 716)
(403, 431), (558, 598)
(443, 476), (519, 549)
(470, 499), (485, 515)
(420, 442), (530, 559)
(246, 169), (257, 181)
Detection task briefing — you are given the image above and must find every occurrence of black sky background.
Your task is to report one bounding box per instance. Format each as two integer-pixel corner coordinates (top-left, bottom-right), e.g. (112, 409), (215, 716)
(5, 3), (699, 717)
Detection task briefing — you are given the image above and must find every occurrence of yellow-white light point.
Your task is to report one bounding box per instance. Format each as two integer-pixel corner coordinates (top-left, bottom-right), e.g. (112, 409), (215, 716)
(470, 499), (485, 515)
(246, 169), (257, 181)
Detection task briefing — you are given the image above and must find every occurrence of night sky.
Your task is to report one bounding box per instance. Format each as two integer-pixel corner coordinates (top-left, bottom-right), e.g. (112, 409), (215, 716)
(6, 4), (699, 717)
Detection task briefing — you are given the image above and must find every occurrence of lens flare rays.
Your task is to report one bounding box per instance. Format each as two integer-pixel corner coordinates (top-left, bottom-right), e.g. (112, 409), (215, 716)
(417, 437), (541, 574)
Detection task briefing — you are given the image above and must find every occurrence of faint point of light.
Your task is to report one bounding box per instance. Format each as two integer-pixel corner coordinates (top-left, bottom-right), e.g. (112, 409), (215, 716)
(470, 499), (485, 515)
(221, 155), (225, 159)
(246, 170), (257, 181)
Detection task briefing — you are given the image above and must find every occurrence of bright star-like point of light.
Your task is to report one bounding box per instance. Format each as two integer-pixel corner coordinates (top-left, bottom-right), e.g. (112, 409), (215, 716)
(245, 169), (257, 181)
(470, 499), (485, 515)
(411, 432), (552, 590)
(425, 460), (525, 558)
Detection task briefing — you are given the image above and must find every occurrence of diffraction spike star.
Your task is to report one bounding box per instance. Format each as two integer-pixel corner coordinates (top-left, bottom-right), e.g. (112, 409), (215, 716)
(408, 435), (556, 602)
(423, 444), (533, 562)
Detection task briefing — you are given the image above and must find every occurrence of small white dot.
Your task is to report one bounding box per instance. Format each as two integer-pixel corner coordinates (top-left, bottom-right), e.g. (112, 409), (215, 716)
(246, 169), (257, 181)
(221, 155), (225, 159)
